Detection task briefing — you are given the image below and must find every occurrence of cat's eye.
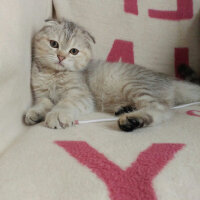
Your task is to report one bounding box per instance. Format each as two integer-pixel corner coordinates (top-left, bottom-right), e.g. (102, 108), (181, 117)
(50, 40), (59, 48)
(69, 48), (79, 55)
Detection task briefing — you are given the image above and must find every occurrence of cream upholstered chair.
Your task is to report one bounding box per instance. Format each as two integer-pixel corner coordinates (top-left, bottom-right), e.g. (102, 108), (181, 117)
(0, 1), (200, 199)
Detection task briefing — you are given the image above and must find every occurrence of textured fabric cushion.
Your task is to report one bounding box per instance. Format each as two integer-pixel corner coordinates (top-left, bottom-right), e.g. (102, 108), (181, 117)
(0, 1), (200, 200)
(53, 0), (200, 76)
(0, 0), (52, 153)
(0, 107), (200, 200)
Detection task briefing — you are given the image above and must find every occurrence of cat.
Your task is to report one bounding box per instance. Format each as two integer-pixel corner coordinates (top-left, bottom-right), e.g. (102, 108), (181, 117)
(24, 19), (200, 132)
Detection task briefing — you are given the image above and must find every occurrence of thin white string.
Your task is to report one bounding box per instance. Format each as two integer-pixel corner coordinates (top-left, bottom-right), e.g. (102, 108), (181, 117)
(171, 102), (200, 109)
(76, 102), (200, 124)
(77, 118), (118, 124)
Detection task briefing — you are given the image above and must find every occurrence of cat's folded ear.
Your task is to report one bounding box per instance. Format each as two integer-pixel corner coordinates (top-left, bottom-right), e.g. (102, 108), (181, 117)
(84, 30), (96, 44)
(87, 32), (96, 44)
(44, 18), (59, 26)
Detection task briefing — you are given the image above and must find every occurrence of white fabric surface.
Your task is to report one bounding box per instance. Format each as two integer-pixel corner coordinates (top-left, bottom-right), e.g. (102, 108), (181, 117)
(0, 108), (200, 199)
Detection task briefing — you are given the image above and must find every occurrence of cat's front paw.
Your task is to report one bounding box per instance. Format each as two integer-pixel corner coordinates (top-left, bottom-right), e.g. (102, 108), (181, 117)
(44, 110), (75, 129)
(118, 115), (144, 132)
(24, 108), (44, 125)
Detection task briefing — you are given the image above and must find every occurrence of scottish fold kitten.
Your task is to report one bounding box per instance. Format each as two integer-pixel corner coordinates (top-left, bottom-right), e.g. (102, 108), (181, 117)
(25, 19), (200, 132)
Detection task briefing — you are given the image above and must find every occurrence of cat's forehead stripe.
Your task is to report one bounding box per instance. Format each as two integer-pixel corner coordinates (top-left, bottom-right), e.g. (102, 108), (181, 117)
(64, 21), (76, 41)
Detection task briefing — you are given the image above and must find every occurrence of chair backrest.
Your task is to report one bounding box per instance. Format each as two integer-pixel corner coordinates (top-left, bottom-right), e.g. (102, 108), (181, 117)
(53, 0), (200, 76)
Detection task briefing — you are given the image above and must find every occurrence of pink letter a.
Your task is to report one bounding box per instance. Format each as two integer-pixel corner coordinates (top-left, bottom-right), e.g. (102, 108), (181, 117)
(107, 40), (134, 64)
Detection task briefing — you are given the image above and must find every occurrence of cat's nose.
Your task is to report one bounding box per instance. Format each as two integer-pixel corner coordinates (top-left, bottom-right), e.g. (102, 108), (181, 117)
(57, 55), (66, 62)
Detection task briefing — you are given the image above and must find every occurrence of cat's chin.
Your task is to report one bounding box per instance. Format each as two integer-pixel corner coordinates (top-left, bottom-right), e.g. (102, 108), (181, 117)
(57, 62), (65, 67)
(47, 63), (67, 72)
(47, 62), (86, 72)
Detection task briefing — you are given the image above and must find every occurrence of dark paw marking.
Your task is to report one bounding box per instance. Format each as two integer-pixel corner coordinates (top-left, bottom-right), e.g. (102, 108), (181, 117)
(118, 117), (143, 132)
(115, 105), (135, 116)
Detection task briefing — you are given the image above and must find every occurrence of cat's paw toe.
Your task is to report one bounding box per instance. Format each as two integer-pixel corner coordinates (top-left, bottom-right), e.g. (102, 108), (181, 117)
(57, 111), (75, 128)
(45, 112), (61, 129)
(118, 115), (143, 132)
(45, 110), (74, 129)
(24, 109), (44, 125)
